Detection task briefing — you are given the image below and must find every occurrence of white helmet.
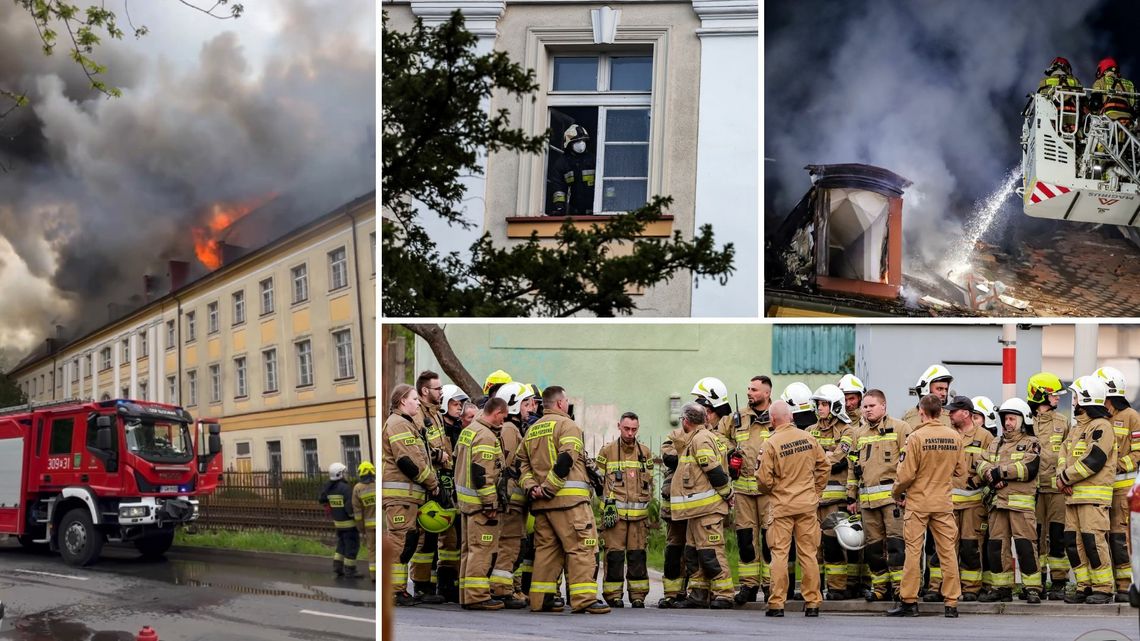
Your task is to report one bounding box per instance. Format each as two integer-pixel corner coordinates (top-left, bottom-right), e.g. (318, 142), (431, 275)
(781, 382), (816, 415)
(970, 396), (999, 432)
(811, 384), (851, 423)
(495, 381), (535, 415)
(1095, 366), (1127, 399)
(329, 462), (347, 481)
(441, 384), (469, 409)
(837, 374), (865, 396)
(692, 377), (731, 417)
(1070, 375), (1108, 408)
(835, 516), (866, 551)
(914, 364), (953, 396)
(997, 398), (1034, 432)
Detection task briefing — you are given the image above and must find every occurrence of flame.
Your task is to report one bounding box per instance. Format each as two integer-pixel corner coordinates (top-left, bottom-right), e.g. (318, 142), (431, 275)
(192, 193), (278, 269)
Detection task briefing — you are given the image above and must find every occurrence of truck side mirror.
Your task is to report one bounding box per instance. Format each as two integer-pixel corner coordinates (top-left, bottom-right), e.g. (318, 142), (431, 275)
(96, 415), (112, 429)
(96, 425), (113, 451)
(208, 423), (221, 436)
(208, 433), (221, 455)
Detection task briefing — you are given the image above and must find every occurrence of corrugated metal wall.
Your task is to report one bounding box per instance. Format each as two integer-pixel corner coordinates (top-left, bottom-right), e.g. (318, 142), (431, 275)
(773, 325), (855, 374)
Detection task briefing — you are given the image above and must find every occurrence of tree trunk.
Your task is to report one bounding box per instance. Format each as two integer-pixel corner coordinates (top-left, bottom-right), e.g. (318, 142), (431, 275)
(402, 324), (480, 399)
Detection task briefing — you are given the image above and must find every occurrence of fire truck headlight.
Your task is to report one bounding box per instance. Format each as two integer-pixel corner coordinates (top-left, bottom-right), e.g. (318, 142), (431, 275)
(120, 505), (149, 519)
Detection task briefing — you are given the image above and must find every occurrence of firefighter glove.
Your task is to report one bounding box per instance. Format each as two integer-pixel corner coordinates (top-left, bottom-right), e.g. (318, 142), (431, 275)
(727, 450), (744, 479)
(602, 500), (618, 530)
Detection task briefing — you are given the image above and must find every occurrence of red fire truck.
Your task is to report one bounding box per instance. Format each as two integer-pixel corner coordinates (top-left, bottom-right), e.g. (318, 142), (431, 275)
(0, 398), (223, 566)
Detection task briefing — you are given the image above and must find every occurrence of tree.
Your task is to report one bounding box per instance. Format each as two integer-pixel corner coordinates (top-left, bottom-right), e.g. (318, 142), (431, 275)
(403, 324), (480, 399)
(382, 11), (735, 317)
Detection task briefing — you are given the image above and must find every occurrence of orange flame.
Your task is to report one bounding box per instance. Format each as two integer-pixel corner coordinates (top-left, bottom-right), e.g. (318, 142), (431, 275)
(192, 193), (278, 270)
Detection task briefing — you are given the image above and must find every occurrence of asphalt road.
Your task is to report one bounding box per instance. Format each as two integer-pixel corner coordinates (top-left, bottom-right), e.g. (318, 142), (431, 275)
(0, 539), (376, 641)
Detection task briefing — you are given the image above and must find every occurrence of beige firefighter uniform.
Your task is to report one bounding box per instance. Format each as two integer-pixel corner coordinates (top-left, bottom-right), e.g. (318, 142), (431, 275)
(517, 408), (603, 612)
(894, 420), (967, 606)
(847, 415), (911, 598)
(1109, 406), (1140, 592)
(671, 425), (734, 604)
(381, 412), (441, 596)
(659, 427), (692, 601)
(596, 437), (653, 603)
(352, 478), (377, 581)
(1034, 407), (1071, 591)
(489, 418), (526, 599)
(410, 401), (460, 595)
(1058, 413), (1118, 595)
(717, 406), (772, 593)
(902, 407), (951, 429)
(976, 429), (1042, 594)
(812, 415), (855, 594)
(932, 423), (993, 596)
(454, 416), (504, 605)
(757, 421), (830, 610)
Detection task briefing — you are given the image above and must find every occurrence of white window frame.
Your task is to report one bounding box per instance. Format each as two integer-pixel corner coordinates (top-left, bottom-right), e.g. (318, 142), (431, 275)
(296, 339), (313, 388)
(263, 348), (279, 393)
(328, 247), (348, 291)
(332, 329), (354, 380)
(187, 370), (198, 406)
(207, 301), (219, 334)
(100, 347), (111, 371)
(232, 290), (246, 326)
(139, 331), (148, 358)
(139, 380), (148, 401)
(292, 264), (309, 304)
(167, 375), (177, 404)
(120, 338), (130, 364)
(209, 364), (221, 404)
(260, 278), (275, 315)
(166, 320), (175, 350)
(186, 311), (197, 343)
(234, 356), (247, 398)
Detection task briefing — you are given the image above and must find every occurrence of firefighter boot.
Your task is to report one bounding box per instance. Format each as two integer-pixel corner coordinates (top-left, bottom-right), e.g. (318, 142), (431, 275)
(436, 567), (460, 603)
(343, 564), (359, 579)
(734, 585), (760, 605)
(413, 581), (445, 605)
(1047, 579), (1068, 601)
(979, 588), (1012, 603)
(680, 588), (710, 608)
(886, 601), (918, 617)
(333, 558), (344, 577)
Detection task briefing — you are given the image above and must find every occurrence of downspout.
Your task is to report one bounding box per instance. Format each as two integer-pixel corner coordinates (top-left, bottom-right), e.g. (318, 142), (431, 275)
(346, 207), (374, 461)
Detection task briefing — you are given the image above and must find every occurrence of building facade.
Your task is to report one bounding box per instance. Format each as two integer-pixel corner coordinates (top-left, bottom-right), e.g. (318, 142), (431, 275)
(11, 194), (377, 477)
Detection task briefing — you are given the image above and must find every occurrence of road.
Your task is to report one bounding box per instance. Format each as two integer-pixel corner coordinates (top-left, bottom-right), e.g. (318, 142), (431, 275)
(0, 539), (375, 641)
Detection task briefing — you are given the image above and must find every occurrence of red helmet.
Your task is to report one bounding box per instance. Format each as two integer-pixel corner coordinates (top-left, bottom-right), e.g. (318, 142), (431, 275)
(1098, 57), (1118, 78)
(1050, 57), (1072, 74)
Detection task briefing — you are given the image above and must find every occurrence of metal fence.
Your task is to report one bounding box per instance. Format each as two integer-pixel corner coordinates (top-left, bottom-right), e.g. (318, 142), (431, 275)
(196, 470), (341, 543)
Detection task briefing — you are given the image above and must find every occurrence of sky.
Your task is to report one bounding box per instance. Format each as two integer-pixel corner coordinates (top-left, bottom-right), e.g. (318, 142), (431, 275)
(0, 0), (375, 361)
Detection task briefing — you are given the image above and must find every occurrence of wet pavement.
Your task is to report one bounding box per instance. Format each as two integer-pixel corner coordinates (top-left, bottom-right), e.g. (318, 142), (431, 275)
(0, 539), (375, 641)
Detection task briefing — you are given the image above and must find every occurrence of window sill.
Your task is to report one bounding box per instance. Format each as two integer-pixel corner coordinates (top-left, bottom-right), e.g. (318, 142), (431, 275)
(505, 214), (674, 239)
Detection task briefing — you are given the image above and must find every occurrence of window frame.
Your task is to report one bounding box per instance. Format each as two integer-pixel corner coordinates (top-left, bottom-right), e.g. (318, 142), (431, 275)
(259, 277), (275, 316)
(166, 320), (175, 350)
(328, 247), (348, 291)
(291, 264), (309, 304)
(263, 348), (279, 394)
(296, 339), (314, 388)
(332, 328), (355, 381)
(234, 356), (248, 399)
(232, 290), (246, 326)
(185, 311), (197, 343)
(207, 301), (220, 335)
(100, 347), (111, 371)
(208, 364), (221, 404)
(186, 370), (198, 406)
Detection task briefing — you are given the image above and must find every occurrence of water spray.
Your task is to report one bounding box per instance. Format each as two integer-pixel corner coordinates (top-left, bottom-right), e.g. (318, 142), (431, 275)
(945, 163), (1023, 278)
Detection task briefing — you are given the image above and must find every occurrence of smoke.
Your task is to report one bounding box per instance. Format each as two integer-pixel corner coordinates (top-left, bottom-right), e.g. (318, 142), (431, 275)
(765, 0), (1105, 268)
(0, 0), (374, 356)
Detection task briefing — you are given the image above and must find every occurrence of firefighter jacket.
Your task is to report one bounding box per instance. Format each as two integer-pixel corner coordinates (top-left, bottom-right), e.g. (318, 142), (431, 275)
(500, 417), (527, 511)
(1110, 406), (1140, 494)
(320, 479), (356, 530)
(1035, 407), (1070, 493)
(442, 413), (464, 452)
(381, 412), (440, 506)
(893, 420), (967, 512)
(756, 422), (829, 518)
(848, 406), (864, 430)
(976, 430), (1040, 513)
(595, 438), (654, 521)
(416, 401), (453, 472)
(810, 415), (854, 506)
(550, 151), (596, 215)
(902, 407), (950, 429)
(1038, 73), (1082, 94)
(669, 426), (732, 520)
(352, 479), (377, 530)
(1093, 75), (1137, 107)
(455, 416), (504, 515)
(1057, 413), (1118, 506)
(659, 426), (693, 520)
(518, 408), (591, 511)
(951, 423), (994, 511)
(846, 415), (911, 510)
(716, 406), (772, 496)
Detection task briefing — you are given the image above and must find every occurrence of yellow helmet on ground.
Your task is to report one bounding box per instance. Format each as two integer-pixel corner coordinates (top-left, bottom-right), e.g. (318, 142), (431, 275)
(358, 461), (376, 477)
(483, 369), (513, 394)
(417, 500), (458, 534)
(1027, 372), (1066, 404)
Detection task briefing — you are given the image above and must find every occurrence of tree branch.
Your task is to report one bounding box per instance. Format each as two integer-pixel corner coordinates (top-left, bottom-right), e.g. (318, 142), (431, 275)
(402, 324), (481, 399)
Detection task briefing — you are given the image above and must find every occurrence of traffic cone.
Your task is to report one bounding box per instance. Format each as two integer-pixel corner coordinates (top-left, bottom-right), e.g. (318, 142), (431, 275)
(137, 626), (159, 641)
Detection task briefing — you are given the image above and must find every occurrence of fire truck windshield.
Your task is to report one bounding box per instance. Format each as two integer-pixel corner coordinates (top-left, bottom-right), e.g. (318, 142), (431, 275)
(124, 418), (193, 464)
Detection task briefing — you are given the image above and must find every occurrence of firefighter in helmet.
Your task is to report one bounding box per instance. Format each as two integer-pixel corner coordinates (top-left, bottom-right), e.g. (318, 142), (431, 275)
(320, 462), (360, 578)
(550, 125), (596, 215)
(1026, 372), (1071, 600)
(1038, 57), (1082, 133)
(353, 461), (378, 581)
(1092, 57), (1135, 126)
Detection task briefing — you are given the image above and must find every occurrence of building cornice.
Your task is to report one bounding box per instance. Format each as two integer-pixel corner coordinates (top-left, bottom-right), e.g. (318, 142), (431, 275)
(410, 1), (505, 37)
(691, 0), (757, 36)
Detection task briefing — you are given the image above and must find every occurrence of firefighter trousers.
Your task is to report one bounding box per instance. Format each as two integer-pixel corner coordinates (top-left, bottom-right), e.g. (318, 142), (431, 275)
(902, 510), (961, 606)
(1065, 503), (1113, 594)
(362, 526), (376, 580)
(459, 511), (499, 605)
(987, 508), (1040, 591)
(530, 504), (601, 612)
(767, 510), (820, 609)
(383, 501), (420, 594)
(490, 509), (524, 597)
(662, 517), (688, 597)
(861, 504), (905, 597)
(684, 513), (734, 603)
(1110, 491), (1133, 593)
(410, 522), (459, 590)
(1036, 492), (1070, 588)
(733, 494), (765, 589)
(602, 518), (650, 602)
(334, 527), (360, 574)
(928, 504), (984, 595)
(818, 503), (853, 593)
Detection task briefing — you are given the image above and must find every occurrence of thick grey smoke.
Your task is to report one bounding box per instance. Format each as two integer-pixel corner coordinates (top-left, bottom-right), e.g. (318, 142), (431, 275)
(0, 0), (374, 355)
(766, 0), (1104, 267)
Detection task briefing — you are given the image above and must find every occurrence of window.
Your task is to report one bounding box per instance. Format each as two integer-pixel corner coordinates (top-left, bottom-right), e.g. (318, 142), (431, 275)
(260, 278), (275, 315)
(85, 354), (93, 377)
(187, 370), (198, 406)
(328, 247), (348, 290)
(56, 368), (61, 388)
(232, 290), (246, 325)
(296, 340), (313, 387)
(263, 348), (278, 393)
(49, 418), (74, 455)
(291, 264), (309, 303)
(235, 357), (247, 398)
(139, 380), (148, 401)
(333, 329), (354, 380)
(545, 53), (652, 215)
(341, 434), (361, 476)
(139, 331), (148, 357)
(772, 325), (855, 375)
(166, 320), (175, 350)
(186, 311), (197, 342)
(71, 359), (79, 383)
(369, 231), (376, 275)
(121, 386), (129, 399)
(301, 438), (319, 477)
(209, 364), (221, 404)
(267, 440), (282, 482)
(167, 375), (177, 404)
(100, 347), (111, 371)
(207, 301), (219, 334)
(235, 441), (251, 457)
(121, 338), (130, 364)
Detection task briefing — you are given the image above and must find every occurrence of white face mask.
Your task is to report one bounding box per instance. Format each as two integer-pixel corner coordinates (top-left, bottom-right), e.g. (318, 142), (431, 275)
(571, 141), (587, 154)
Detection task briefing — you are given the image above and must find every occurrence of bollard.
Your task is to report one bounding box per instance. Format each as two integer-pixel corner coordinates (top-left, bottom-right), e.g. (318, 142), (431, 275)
(137, 626), (159, 641)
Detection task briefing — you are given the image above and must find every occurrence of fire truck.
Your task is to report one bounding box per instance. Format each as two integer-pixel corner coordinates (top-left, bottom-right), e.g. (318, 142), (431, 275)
(0, 398), (223, 566)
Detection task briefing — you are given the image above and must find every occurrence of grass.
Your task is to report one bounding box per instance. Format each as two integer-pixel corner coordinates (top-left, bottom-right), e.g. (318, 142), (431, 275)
(175, 528), (370, 560)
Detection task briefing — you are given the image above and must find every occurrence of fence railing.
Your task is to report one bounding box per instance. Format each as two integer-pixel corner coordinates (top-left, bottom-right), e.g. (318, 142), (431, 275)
(195, 470), (346, 543)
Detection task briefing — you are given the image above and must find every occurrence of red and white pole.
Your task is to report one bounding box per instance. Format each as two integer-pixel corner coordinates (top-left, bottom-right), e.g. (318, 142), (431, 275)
(1001, 324), (1017, 402)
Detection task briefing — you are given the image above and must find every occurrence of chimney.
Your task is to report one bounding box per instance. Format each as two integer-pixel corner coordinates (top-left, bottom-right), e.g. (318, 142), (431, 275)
(168, 260), (190, 292)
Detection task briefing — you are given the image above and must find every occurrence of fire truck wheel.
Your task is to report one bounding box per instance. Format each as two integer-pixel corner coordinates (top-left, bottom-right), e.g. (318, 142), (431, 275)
(57, 508), (104, 566)
(134, 530), (175, 560)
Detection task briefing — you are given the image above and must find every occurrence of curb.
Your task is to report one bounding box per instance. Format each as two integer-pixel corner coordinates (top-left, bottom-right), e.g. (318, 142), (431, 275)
(736, 599), (1135, 617)
(167, 545), (330, 573)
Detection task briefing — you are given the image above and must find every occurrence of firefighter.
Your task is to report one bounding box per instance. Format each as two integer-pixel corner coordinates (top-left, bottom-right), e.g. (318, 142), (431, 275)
(757, 400), (830, 617)
(320, 462), (360, 579)
(517, 386), (609, 614)
(810, 384), (856, 599)
(776, 381), (819, 600)
(454, 397), (508, 610)
(838, 374), (866, 428)
(440, 384), (470, 451)
(550, 125), (596, 215)
(1027, 372), (1071, 600)
(596, 411), (654, 608)
(489, 382), (531, 609)
(902, 365), (953, 428)
(1092, 57), (1135, 124)
(671, 400), (735, 609)
(410, 370), (458, 603)
(720, 375), (773, 605)
(970, 396), (999, 438)
(382, 384), (443, 606)
(838, 373), (869, 594)
(353, 461), (378, 582)
(846, 389), (911, 602)
(977, 399), (1042, 603)
(1038, 57), (1082, 134)
(1094, 367), (1139, 602)
(1057, 375), (1118, 604)
(888, 394), (967, 618)
(478, 370), (513, 409)
(658, 412), (693, 608)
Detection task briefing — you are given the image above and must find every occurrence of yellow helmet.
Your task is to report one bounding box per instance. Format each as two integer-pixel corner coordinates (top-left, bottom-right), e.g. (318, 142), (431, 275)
(1027, 372), (1066, 404)
(417, 500), (459, 534)
(357, 461), (376, 477)
(483, 369), (513, 394)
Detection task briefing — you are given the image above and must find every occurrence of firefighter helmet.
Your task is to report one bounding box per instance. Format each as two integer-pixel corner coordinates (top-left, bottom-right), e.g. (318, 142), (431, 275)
(1095, 366), (1127, 398)
(1070, 375), (1108, 407)
(781, 382), (816, 415)
(1027, 372), (1067, 404)
(1098, 57), (1119, 78)
(1049, 56), (1072, 75)
(998, 398), (1034, 432)
(329, 462), (347, 481)
(417, 500), (459, 534)
(914, 364), (953, 397)
(811, 384), (851, 423)
(483, 369), (512, 394)
(835, 515), (866, 551)
(357, 461), (376, 478)
(441, 384), (469, 409)
(971, 395), (999, 432)
(691, 377), (731, 417)
(495, 381), (535, 415)
(837, 374), (865, 396)
(563, 124), (590, 149)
